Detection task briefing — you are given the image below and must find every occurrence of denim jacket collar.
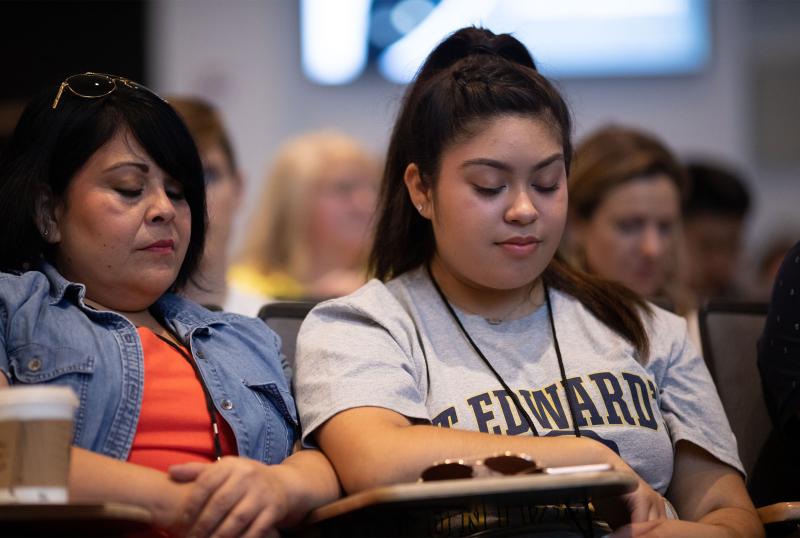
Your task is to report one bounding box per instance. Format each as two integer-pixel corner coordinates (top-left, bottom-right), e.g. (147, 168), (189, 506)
(40, 262), (231, 337)
(41, 262), (87, 305)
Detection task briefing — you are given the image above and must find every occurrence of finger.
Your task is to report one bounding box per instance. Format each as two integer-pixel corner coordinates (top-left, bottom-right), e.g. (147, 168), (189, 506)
(207, 495), (264, 538)
(627, 490), (659, 524)
(181, 466), (235, 532)
(170, 462), (212, 482)
(187, 475), (247, 538)
(241, 508), (281, 538)
(648, 496), (667, 521)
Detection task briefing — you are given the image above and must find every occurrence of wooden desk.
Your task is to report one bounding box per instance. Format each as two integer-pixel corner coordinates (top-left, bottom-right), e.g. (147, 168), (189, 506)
(0, 502), (153, 537)
(297, 470), (637, 537)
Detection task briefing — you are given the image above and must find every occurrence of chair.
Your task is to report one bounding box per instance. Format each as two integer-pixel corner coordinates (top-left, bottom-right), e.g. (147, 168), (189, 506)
(258, 301), (317, 367)
(699, 300), (800, 533)
(699, 300), (770, 477)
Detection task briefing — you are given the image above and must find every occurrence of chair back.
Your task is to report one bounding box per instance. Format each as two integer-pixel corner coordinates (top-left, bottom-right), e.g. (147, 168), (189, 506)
(258, 301), (317, 368)
(698, 300), (769, 477)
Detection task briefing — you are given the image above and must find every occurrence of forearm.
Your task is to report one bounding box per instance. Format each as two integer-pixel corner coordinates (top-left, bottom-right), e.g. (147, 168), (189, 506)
(317, 408), (617, 493)
(696, 506), (764, 538)
(69, 447), (187, 529)
(272, 449), (342, 527)
(667, 441), (763, 538)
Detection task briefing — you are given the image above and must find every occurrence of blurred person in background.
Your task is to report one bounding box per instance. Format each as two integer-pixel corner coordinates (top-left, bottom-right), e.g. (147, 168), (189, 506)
(562, 125), (693, 318)
(227, 129), (378, 314)
(683, 161), (751, 302)
(749, 234), (797, 301)
(169, 96), (243, 309)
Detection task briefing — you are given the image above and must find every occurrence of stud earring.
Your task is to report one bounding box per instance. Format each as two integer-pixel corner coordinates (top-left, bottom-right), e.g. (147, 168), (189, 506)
(43, 229), (49, 237)
(416, 204), (423, 212)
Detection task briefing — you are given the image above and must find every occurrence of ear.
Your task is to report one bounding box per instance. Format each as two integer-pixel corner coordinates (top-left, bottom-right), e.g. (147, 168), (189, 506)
(403, 163), (433, 219)
(34, 187), (62, 244)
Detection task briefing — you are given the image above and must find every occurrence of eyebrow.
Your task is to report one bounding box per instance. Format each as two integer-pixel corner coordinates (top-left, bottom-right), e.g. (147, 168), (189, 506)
(102, 161), (150, 174)
(460, 153), (564, 173)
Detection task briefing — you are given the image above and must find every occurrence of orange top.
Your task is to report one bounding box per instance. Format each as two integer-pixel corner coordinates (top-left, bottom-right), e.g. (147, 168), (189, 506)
(128, 327), (237, 472)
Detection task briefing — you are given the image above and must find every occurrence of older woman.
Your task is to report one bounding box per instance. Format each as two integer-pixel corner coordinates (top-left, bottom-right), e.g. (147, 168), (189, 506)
(0, 73), (337, 537)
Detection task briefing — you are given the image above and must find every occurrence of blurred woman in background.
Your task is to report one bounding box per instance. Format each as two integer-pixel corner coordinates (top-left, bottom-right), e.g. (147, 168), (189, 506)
(562, 125), (693, 317)
(169, 96), (243, 308)
(227, 129), (378, 314)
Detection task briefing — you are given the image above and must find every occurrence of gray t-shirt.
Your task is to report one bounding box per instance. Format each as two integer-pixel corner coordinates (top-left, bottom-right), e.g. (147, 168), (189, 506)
(294, 267), (742, 494)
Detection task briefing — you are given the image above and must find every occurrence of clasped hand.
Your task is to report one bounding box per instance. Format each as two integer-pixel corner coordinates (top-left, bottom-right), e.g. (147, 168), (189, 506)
(167, 456), (292, 538)
(593, 457), (667, 531)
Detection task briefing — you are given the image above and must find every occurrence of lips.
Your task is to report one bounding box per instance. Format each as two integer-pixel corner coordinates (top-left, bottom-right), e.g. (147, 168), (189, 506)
(498, 236), (541, 246)
(496, 236), (542, 258)
(142, 239), (175, 251)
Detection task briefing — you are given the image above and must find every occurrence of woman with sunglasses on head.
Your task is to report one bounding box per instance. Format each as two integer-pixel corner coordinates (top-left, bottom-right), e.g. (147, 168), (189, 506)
(293, 29), (761, 537)
(0, 73), (338, 537)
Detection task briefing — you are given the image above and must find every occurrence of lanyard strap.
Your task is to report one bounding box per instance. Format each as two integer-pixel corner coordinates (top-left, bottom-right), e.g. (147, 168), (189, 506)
(154, 333), (223, 461)
(427, 266), (581, 438)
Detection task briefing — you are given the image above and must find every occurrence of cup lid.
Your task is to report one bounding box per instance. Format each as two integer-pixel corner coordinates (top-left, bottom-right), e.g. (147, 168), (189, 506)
(0, 385), (79, 408)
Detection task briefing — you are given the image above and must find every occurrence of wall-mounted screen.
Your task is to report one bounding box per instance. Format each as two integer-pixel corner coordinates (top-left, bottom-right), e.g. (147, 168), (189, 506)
(301, 0), (710, 85)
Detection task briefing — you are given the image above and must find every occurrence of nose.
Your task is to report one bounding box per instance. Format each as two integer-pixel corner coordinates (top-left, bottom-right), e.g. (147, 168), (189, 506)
(640, 225), (666, 259)
(146, 187), (177, 224)
(505, 189), (539, 225)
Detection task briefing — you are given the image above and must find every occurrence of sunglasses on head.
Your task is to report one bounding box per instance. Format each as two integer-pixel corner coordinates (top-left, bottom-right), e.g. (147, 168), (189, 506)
(51, 72), (166, 110)
(419, 452), (542, 482)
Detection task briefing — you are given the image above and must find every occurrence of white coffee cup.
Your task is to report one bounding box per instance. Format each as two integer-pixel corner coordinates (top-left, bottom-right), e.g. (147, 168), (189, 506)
(0, 386), (78, 504)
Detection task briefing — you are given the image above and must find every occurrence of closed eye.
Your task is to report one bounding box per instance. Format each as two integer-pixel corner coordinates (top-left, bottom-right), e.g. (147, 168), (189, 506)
(533, 183), (560, 194)
(473, 185), (504, 196)
(115, 188), (143, 198)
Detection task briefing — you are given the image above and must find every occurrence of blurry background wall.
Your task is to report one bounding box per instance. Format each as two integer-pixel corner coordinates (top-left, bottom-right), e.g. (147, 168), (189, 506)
(2, 0), (798, 273)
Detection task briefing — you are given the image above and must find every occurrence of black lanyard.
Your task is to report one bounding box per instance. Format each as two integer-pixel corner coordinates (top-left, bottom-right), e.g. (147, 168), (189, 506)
(153, 332), (223, 461)
(427, 266), (581, 439)
(428, 268), (594, 537)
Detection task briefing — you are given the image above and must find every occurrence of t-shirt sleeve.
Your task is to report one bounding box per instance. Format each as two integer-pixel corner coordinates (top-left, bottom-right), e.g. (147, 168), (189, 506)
(656, 314), (745, 476)
(294, 284), (430, 446)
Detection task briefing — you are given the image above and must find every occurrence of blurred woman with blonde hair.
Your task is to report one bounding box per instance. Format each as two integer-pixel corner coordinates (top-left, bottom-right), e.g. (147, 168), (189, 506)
(227, 130), (378, 314)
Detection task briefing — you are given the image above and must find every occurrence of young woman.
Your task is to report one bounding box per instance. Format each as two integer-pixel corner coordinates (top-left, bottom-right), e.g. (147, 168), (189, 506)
(562, 125), (692, 316)
(293, 29), (762, 536)
(0, 73), (338, 537)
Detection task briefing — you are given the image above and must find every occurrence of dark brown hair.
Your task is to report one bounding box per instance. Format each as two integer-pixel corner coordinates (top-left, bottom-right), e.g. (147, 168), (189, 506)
(369, 27), (651, 357)
(570, 125), (688, 221)
(0, 78), (206, 292)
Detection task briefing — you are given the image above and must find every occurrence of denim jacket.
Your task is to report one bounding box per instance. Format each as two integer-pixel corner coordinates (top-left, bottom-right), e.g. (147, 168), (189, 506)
(0, 264), (297, 464)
